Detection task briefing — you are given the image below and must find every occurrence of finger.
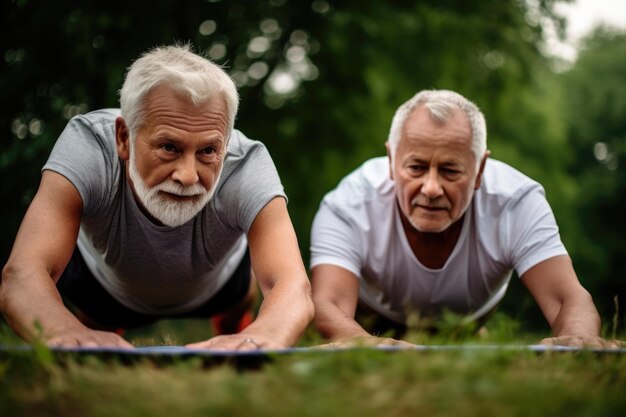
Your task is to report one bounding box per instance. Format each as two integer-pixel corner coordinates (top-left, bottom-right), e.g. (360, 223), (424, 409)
(186, 339), (232, 350)
(235, 345), (260, 352)
(538, 338), (556, 346)
(84, 335), (133, 349)
(540, 337), (592, 348)
(610, 339), (626, 348)
(48, 337), (79, 348)
(376, 338), (414, 347)
(237, 337), (262, 350)
(187, 342), (241, 351)
(106, 334), (134, 349)
(320, 341), (354, 349)
(187, 334), (233, 349)
(592, 338), (620, 349)
(313, 343), (338, 349)
(185, 341), (211, 349)
(395, 341), (418, 348)
(116, 339), (134, 349)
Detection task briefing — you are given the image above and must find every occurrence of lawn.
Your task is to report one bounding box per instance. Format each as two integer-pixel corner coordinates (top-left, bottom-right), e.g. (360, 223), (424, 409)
(2, 314), (625, 417)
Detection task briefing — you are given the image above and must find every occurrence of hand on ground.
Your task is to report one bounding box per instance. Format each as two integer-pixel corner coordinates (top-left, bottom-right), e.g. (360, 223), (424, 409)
(185, 332), (283, 351)
(314, 336), (416, 349)
(47, 328), (133, 349)
(539, 335), (625, 349)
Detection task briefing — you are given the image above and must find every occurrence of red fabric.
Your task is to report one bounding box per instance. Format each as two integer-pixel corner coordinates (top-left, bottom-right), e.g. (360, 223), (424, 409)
(211, 310), (254, 335)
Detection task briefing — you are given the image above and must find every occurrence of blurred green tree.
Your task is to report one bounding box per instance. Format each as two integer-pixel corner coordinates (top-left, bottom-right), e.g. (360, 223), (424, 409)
(558, 29), (626, 326)
(6, 0), (601, 328)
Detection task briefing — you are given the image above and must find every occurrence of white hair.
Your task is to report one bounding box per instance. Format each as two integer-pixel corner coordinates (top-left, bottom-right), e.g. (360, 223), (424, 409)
(119, 43), (239, 141)
(387, 90), (487, 166)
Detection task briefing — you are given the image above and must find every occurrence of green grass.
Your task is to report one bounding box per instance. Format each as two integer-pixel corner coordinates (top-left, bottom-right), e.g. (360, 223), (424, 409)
(2, 314), (626, 417)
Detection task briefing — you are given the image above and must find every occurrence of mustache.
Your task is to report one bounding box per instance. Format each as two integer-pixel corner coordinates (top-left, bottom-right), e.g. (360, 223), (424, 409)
(411, 196), (448, 209)
(153, 180), (206, 197)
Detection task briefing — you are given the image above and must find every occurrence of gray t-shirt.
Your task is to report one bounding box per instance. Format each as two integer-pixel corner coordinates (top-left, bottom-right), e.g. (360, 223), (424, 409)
(44, 109), (286, 315)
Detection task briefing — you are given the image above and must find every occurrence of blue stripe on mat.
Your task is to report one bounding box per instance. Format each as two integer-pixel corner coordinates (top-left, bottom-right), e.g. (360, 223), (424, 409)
(1, 344), (625, 355)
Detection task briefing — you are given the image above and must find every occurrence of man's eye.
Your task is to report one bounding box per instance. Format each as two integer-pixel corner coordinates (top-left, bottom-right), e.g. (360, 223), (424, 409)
(201, 147), (217, 155)
(441, 168), (460, 175)
(162, 143), (177, 153)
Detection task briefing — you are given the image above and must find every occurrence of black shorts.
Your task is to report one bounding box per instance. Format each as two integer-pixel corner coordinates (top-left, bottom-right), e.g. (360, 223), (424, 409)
(57, 248), (251, 329)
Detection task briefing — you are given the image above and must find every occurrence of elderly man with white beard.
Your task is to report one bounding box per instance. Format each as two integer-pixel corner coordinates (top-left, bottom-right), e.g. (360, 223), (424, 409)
(0, 44), (314, 350)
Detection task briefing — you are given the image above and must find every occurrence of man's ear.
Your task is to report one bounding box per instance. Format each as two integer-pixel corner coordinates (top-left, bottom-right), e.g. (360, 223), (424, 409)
(386, 141), (394, 180)
(115, 117), (131, 161)
(474, 150), (491, 190)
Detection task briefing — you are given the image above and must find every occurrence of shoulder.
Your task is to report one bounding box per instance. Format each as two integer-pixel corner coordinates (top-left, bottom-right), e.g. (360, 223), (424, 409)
(211, 130), (285, 229)
(51, 108), (120, 159)
(323, 156), (393, 209)
(476, 159), (545, 207)
(220, 130), (276, 178)
(225, 129), (267, 158)
(67, 108), (119, 133)
(218, 129), (280, 184)
(46, 109), (122, 215)
(216, 130), (275, 188)
(61, 109), (119, 150)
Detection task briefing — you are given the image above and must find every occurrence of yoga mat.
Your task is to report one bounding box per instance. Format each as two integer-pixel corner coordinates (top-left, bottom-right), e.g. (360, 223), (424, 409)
(2, 344), (624, 369)
(2, 343), (625, 358)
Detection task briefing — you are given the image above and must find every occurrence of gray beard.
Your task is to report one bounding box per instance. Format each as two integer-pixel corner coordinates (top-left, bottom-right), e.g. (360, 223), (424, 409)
(127, 145), (221, 227)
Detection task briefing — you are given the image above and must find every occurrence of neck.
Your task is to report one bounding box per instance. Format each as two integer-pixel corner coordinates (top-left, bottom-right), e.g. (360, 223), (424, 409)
(400, 208), (464, 269)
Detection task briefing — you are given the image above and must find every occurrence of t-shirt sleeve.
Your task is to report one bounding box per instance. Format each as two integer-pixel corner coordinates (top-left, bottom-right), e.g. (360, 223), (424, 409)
(41, 112), (118, 217)
(216, 140), (287, 233)
(309, 198), (363, 277)
(505, 187), (569, 277)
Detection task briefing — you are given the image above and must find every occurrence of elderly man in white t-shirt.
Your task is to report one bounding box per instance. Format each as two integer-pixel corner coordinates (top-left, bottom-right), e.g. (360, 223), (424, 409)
(310, 89), (611, 348)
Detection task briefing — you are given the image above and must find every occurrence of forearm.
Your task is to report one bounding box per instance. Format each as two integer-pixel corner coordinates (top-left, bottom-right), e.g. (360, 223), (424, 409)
(549, 289), (601, 337)
(0, 264), (85, 341)
(244, 277), (314, 347)
(314, 300), (370, 341)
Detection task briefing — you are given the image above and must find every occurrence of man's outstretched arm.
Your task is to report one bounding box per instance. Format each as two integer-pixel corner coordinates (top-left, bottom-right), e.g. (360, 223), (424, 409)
(311, 264), (369, 340)
(311, 264), (413, 348)
(0, 170), (132, 348)
(522, 254), (619, 348)
(187, 197), (314, 350)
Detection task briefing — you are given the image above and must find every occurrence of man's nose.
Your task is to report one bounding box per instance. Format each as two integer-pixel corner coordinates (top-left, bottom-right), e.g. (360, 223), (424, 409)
(171, 154), (199, 186)
(421, 168), (443, 198)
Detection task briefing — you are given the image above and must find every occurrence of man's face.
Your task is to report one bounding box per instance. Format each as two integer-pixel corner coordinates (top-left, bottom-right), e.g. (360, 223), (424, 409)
(124, 85), (228, 227)
(389, 106), (484, 234)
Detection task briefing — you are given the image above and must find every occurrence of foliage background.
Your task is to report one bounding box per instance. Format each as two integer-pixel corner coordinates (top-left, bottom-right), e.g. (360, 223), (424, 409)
(2, 0), (625, 333)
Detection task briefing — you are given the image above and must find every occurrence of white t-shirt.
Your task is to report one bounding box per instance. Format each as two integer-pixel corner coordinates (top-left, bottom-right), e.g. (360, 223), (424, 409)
(310, 157), (567, 324)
